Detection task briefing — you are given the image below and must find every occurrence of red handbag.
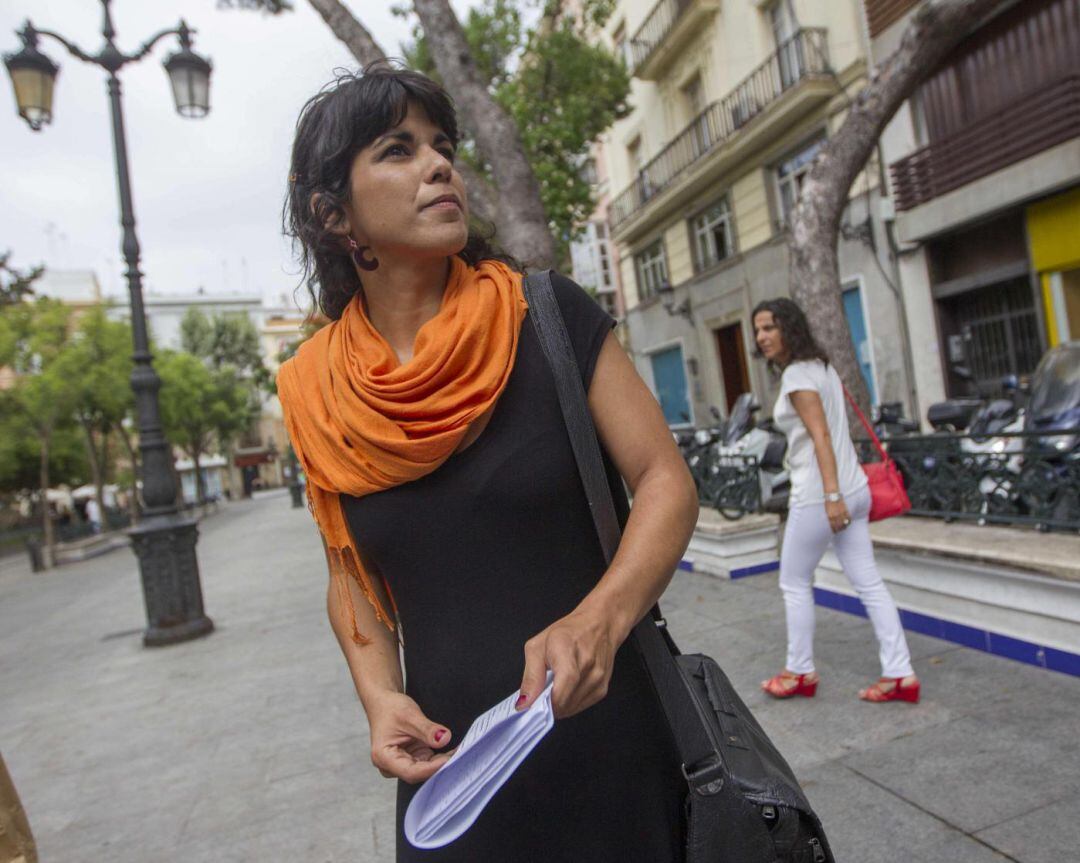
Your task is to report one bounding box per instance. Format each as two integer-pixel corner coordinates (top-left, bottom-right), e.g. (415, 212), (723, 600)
(842, 385), (911, 522)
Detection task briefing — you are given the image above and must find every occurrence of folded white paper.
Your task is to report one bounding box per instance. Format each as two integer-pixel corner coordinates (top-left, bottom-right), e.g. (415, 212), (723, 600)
(404, 672), (556, 849)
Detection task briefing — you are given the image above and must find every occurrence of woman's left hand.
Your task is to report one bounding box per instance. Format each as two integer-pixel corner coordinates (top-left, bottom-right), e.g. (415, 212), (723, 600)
(516, 607), (622, 719)
(826, 498), (851, 533)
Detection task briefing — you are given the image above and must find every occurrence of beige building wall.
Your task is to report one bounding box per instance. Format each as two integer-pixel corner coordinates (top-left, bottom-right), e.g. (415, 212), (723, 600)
(595, 0), (911, 424)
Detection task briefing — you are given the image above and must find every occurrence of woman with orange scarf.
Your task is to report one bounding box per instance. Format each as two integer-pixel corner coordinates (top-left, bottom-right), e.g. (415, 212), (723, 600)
(278, 65), (699, 862)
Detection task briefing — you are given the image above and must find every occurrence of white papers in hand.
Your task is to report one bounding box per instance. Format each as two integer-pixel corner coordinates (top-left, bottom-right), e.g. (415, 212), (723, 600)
(404, 671), (556, 849)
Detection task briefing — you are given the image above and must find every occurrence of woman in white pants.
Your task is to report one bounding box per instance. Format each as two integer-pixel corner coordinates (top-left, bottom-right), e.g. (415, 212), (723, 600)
(752, 298), (920, 704)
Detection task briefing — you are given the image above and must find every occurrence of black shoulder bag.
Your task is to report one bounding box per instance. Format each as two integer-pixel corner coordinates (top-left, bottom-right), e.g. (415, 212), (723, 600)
(523, 270), (834, 863)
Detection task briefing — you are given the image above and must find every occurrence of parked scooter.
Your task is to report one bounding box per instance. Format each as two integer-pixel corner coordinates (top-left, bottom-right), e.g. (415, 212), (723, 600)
(1021, 341), (1080, 530)
(676, 407), (724, 495)
(707, 394), (790, 519)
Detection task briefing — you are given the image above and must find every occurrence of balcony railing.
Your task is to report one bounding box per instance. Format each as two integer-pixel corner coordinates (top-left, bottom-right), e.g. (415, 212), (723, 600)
(629, 0), (693, 73)
(891, 74), (1080, 211)
(610, 29), (830, 230)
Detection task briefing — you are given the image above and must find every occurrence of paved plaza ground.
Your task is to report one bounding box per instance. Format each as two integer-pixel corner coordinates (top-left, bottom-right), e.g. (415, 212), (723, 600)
(1, 490), (1078, 862)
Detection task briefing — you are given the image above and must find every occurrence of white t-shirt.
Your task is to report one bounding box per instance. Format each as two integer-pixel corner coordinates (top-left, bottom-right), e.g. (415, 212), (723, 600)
(773, 359), (868, 508)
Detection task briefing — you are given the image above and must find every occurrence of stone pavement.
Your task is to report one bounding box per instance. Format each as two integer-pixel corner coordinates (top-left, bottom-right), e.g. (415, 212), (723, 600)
(1, 490), (1078, 862)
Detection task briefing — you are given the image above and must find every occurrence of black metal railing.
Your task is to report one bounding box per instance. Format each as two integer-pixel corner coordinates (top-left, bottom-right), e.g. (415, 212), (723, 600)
(629, 0), (694, 73)
(858, 429), (1080, 531)
(610, 28), (830, 229)
(680, 427), (1080, 530)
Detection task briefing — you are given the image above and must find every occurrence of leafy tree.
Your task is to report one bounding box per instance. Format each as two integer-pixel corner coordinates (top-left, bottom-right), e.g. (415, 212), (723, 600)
(179, 308), (273, 496)
(0, 410), (87, 500)
(54, 307), (134, 522)
(400, 1), (629, 263)
(225, 0), (627, 268)
(0, 252), (42, 306)
(157, 351), (256, 504)
(180, 308), (272, 391)
(0, 298), (78, 565)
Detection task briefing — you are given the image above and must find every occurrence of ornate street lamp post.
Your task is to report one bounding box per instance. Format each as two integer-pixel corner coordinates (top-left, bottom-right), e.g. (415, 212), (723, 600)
(4, 0), (214, 646)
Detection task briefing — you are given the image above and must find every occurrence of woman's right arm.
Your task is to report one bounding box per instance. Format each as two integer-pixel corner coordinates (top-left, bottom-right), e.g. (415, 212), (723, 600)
(327, 554), (453, 783)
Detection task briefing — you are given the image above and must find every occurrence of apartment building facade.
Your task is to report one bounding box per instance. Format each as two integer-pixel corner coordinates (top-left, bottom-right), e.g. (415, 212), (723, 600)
(872, 0), (1080, 409)
(598, 0), (912, 427)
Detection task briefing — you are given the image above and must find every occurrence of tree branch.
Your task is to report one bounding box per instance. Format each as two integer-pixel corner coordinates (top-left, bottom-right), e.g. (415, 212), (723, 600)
(305, 0), (387, 65)
(789, 0), (1009, 417)
(412, 0), (556, 268)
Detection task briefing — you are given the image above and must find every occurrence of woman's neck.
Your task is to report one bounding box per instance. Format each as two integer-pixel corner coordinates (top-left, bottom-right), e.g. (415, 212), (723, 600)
(359, 256), (451, 365)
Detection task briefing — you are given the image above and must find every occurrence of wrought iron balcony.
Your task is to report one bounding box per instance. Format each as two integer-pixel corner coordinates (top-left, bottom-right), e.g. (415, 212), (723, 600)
(610, 28), (829, 231)
(629, 0), (719, 80)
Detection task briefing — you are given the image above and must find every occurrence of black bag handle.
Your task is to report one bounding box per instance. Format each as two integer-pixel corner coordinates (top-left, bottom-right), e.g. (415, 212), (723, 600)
(523, 270), (720, 784)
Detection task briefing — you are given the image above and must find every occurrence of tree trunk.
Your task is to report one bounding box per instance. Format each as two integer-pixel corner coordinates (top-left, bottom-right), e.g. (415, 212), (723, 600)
(303, 0), (500, 228)
(305, 0), (386, 66)
(789, 0), (1008, 418)
(116, 421), (141, 524)
(39, 428), (54, 570)
(80, 418), (107, 528)
(192, 449), (206, 507)
(412, 0), (557, 269)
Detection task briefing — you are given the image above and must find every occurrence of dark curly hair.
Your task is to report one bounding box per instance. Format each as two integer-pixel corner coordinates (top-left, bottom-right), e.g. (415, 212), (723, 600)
(283, 62), (516, 320)
(751, 297), (829, 372)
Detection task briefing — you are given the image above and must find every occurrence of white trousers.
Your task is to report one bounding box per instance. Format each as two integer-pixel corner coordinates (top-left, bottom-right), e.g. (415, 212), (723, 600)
(779, 485), (914, 678)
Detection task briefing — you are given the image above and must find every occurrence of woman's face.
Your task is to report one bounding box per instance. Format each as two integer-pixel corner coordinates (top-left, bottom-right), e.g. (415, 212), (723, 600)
(753, 310), (787, 363)
(342, 101), (469, 262)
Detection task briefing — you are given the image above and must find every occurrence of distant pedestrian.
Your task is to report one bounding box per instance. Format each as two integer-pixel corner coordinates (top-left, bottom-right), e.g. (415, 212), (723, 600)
(84, 498), (102, 535)
(276, 63), (697, 861)
(752, 298), (920, 704)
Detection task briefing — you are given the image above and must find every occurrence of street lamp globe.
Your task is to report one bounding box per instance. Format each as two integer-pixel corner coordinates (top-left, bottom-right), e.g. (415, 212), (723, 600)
(3, 24), (59, 131)
(163, 22), (211, 119)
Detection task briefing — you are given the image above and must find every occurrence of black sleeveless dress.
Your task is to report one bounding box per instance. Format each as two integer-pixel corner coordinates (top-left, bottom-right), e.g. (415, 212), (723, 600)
(341, 273), (686, 862)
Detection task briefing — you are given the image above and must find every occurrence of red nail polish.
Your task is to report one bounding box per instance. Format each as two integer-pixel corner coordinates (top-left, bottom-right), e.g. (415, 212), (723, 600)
(434, 729), (446, 743)
(515, 694), (527, 709)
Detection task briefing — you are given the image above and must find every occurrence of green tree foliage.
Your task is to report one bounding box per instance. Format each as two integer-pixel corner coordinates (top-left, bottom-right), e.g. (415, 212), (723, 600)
(54, 307), (134, 518)
(180, 308), (272, 392)
(0, 251), (42, 306)
(0, 298), (79, 562)
(0, 412), (87, 497)
(157, 351), (256, 503)
(399, 0), (630, 263)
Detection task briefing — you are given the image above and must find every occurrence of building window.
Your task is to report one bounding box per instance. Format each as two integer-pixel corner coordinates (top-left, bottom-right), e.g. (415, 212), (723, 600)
(690, 197), (734, 272)
(597, 290), (618, 318)
(635, 240), (668, 301)
(596, 221), (614, 289)
(775, 136), (825, 228)
(612, 23), (632, 69)
(770, 1), (803, 88)
(682, 73), (705, 119)
(627, 136), (644, 177)
(581, 156), (598, 186)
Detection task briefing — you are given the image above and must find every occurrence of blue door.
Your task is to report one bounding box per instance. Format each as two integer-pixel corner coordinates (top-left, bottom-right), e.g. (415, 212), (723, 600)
(650, 345), (692, 425)
(842, 286), (877, 404)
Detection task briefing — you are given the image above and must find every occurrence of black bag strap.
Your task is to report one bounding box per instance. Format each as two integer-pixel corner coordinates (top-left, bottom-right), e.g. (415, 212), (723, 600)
(523, 270), (721, 787)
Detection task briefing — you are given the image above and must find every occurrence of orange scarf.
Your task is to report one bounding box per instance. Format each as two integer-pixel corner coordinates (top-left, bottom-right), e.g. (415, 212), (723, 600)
(277, 257), (528, 644)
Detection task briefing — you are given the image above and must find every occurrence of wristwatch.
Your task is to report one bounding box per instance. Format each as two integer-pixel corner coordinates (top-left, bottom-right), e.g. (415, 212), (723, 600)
(824, 492), (843, 503)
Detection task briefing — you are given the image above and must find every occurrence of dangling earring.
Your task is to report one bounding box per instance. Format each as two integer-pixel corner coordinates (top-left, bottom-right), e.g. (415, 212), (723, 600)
(347, 238), (379, 272)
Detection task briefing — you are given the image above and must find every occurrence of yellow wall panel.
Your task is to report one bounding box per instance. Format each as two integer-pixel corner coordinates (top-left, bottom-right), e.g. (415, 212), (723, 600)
(1028, 187), (1080, 273)
(664, 222), (694, 285)
(732, 170), (773, 251)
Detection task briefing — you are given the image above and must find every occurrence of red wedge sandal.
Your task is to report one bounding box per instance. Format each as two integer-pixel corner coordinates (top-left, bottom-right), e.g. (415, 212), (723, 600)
(859, 676), (921, 703)
(761, 671), (819, 699)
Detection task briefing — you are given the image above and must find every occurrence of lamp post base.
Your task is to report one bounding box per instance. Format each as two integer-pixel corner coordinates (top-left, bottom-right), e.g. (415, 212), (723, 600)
(288, 482), (304, 509)
(128, 513), (214, 647)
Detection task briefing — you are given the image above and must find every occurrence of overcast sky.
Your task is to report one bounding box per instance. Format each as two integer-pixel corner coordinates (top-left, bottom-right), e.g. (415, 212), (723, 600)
(0, 0), (474, 313)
